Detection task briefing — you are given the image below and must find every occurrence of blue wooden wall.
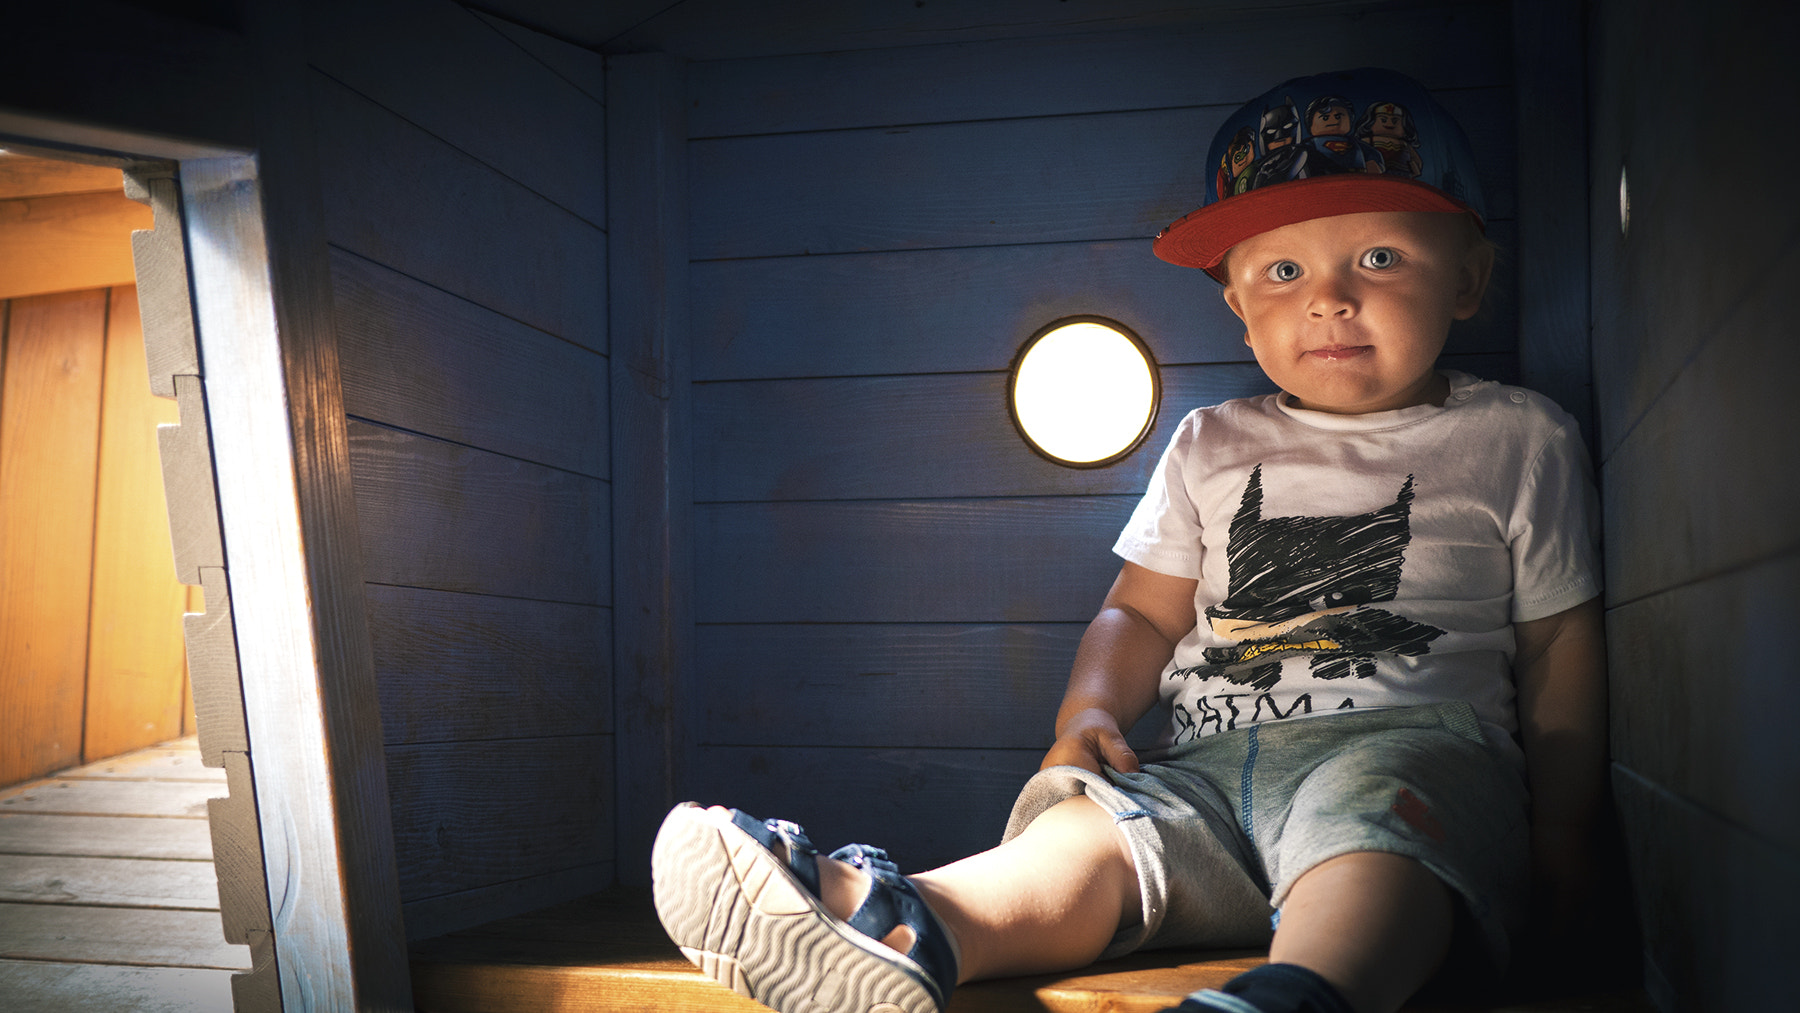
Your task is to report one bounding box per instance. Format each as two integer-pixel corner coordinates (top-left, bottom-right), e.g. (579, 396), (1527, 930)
(675, 0), (1521, 870)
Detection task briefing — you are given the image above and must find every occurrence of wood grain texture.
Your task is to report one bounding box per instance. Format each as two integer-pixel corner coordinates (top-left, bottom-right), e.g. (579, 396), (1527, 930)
(310, 71), (607, 350)
(124, 168), (200, 398)
(1607, 552), (1800, 852)
(0, 777), (224, 819)
(400, 862), (614, 943)
(607, 52), (692, 888)
(694, 623), (1078, 749)
(687, 3), (1509, 137)
(55, 742), (222, 782)
(332, 247), (608, 478)
(1598, 273), (1800, 604)
(0, 191), (151, 301)
(687, 91), (1514, 262)
(0, 960), (236, 1013)
(306, 0), (606, 227)
(0, 290), (107, 786)
(348, 420), (610, 604)
(694, 496), (1132, 625)
(1612, 766), (1796, 1012)
(693, 364), (1273, 503)
(185, 568), (247, 765)
(84, 286), (191, 762)
(384, 736), (614, 902)
(208, 751), (271, 946)
(0, 853), (220, 909)
(0, 903), (249, 970)
(0, 813), (213, 861)
(367, 584), (610, 746)
(0, 155), (124, 199)
(157, 374), (225, 586)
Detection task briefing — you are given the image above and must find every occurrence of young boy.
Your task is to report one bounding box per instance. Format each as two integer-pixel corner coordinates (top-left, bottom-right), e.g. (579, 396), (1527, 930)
(651, 68), (1606, 1013)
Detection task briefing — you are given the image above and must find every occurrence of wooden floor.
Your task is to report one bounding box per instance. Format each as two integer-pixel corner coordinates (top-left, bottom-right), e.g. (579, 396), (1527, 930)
(411, 891), (1653, 1013)
(0, 737), (247, 1012)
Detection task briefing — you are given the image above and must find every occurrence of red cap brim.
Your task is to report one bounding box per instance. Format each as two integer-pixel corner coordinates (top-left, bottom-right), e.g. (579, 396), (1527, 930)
(1154, 174), (1481, 282)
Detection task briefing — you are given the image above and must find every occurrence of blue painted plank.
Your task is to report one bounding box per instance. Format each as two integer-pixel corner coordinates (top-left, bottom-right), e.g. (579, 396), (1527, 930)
(367, 584), (611, 746)
(312, 72), (607, 349)
(348, 421), (610, 606)
(694, 623), (1081, 750)
(689, 91), (1514, 261)
(689, 3), (1511, 137)
(333, 249), (609, 478)
(694, 496), (1135, 624)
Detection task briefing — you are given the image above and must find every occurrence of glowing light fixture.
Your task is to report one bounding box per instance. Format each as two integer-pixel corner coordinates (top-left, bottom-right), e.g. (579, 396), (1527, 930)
(1009, 317), (1159, 468)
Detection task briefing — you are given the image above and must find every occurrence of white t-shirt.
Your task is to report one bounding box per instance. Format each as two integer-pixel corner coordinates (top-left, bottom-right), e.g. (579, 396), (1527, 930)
(1114, 372), (1600, 756)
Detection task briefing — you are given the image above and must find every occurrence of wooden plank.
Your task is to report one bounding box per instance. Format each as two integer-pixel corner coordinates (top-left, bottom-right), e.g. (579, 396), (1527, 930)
(694, 496), (1134, 625)
(694, 623), (1079, 749)
(0, 902), (248, 970)
(687, 90), (1515, 262)
(685, 745), (1040, 874)
(693, 364), (1272, 503)
(209, 751), (271, 946)
(0, 853), (220, 909)
(332, 247), (608, 477)
(55, 741), (222, 783)
(690, 227), (1516, 382)
(1599, 274), (1800, 604)
(157, 374), (226, 585)
(0, 154), (125, 199)
(348, 420), (610, 605)
(688, 3), (1510, 137)
(0, 777), (224, 818)
(400, 862), (614, 943)
(470, 9), (607, 103)
(1608, 553), (1800, 852)
(367, 584), (610, 746)
(608, 52), (693, 889)
(0, 959), (235, 1013)
(1612, 767), (1796, 1012)
(384, 736), (614, 903)
(0, 289), (107, 786)
(1511, 0), (1593, 441)
(184, 130), (410, 1007)
(311, 71), (607, 349)
(84, 286), (191, 762)
(124, 166), (200, 398)
(0, 191), (151, 301)
(0, 813), (213, 861)
(306, 0), (606, 227)
(186, 568), (247, 765)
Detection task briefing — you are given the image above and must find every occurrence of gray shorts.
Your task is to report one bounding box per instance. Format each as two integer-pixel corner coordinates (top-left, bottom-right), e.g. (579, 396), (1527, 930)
(1003, 702), (1530, 968)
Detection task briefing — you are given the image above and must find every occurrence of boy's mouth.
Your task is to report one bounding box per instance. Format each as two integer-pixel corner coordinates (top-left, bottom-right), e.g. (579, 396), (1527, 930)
(1308, 345), (1372, 361)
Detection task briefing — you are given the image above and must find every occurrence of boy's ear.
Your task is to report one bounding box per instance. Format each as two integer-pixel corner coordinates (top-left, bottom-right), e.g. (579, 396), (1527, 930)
(1452, 240), (1496, 321)
(1222, 282), (1248, 325)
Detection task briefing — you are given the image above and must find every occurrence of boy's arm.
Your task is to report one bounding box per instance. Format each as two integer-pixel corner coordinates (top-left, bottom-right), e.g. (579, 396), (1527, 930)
(1512, 595), (1608, 937)
(1042, 561), (1198, 775)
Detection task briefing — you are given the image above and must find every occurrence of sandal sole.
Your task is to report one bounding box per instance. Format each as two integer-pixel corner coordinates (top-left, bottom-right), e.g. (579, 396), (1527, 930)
(652, 803), (943, 1013)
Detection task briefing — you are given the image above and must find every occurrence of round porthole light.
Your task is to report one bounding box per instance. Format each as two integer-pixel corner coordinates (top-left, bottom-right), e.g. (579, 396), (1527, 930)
(1009, 317), (1159, 468)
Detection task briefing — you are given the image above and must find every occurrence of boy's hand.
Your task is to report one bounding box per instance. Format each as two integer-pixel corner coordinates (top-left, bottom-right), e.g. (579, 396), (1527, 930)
(1040, 706), (1141, 775)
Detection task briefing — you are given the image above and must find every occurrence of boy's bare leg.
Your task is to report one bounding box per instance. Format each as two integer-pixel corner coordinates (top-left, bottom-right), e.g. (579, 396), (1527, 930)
(814, 796), (1141, 984)
(1268, 851), (1454, 1013)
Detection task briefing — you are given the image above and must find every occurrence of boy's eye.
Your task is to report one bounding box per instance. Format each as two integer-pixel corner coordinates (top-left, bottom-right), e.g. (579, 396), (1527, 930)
(1360, 247), (1399, 270)
(1266, 261), (1302, 282)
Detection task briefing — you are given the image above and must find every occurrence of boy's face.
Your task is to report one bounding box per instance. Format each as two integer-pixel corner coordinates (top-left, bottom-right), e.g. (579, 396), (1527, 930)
(1221, 211), (1491, 415)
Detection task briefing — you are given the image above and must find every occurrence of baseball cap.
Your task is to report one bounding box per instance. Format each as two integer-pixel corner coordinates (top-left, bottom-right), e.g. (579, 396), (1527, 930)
(1154, 68), (1486, 281)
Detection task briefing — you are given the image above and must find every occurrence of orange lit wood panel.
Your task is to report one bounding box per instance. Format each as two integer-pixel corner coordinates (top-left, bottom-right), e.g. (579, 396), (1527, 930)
(82, 286), (188, 762)
(0, 192), (151, 302)
(0, 290), (107, 785)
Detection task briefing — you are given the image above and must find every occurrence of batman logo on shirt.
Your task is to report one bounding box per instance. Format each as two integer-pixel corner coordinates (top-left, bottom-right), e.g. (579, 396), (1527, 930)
(1171, 464), (1445, 690)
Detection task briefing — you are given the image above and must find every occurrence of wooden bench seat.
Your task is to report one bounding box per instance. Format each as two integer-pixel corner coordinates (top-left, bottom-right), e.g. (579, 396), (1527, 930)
(409, 891), (1651, 1013)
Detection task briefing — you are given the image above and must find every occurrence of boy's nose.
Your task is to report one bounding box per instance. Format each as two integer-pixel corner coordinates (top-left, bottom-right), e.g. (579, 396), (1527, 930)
(1306, 274), (1360, 318)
